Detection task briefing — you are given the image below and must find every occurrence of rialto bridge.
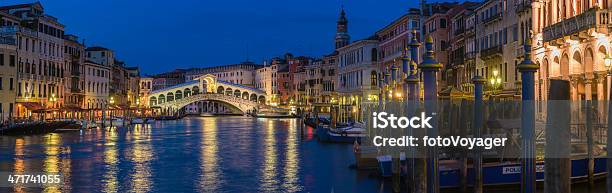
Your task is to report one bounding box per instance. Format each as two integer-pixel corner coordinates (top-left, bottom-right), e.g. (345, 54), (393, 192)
(148, 74), (268, 115)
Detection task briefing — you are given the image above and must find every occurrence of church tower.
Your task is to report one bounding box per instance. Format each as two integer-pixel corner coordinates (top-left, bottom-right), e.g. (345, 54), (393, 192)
(335, 7), (350, 49)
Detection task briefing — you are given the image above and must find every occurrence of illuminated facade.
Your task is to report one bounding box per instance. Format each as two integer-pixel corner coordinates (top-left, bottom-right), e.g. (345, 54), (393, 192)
(337, 38), (379, 122)
(532, 0), (611, 101)
(0, 2), (69, 116)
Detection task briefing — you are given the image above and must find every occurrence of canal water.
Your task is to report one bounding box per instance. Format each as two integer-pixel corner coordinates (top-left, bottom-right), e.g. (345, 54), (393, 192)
(0, 117), (384, 193)
(0, 117), (607, 193)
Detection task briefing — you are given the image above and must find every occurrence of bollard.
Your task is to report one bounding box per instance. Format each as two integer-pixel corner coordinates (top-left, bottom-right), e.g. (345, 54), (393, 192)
(518, 40), (538, 193)
(419, 36), (442, 193)
(544, 79), (570, 193)
(472, 76), (486, 193)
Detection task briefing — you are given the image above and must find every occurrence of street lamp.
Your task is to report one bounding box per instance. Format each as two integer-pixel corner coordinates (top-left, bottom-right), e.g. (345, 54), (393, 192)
(109, 97), (115, 128)
(490, 70), (502, 94)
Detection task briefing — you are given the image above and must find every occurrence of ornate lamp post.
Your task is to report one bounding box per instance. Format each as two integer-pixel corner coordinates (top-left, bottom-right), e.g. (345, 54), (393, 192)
(489, 70), (502, 94)
(109, 96), (115, 128)
(48, 93), (57, 120)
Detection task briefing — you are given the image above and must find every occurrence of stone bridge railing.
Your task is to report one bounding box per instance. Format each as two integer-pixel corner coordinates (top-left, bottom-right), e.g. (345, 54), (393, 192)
(155, 93), (261, 113)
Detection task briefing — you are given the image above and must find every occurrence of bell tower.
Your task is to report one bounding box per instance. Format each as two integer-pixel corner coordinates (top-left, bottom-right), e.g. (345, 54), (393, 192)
(335, 7), (350, 49)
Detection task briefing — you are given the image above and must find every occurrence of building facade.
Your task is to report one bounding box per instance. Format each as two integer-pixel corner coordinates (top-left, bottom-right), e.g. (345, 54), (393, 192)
(0, 37), (17, 122)
(533, 0), (611, 101)
(184, 62), (260, 87)
(337, 38), (379, 122)
(83, 60), (110, 110)
(0, 2), (69, 118)
(139, 77), (153, 107)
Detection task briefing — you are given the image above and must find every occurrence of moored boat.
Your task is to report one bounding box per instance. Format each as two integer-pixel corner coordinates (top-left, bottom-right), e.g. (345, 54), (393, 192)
(316, 125), (366, 143)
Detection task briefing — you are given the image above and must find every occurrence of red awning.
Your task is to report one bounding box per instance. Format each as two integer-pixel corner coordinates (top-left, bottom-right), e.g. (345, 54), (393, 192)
(18, 102), (44, 111)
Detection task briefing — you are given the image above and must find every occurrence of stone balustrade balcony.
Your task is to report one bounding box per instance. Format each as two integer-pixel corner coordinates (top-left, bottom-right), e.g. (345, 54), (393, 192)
(543, 8), (611, 42)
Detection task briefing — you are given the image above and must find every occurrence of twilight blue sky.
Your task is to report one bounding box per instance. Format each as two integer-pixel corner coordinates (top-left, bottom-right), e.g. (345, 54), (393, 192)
(2, 0), (430, 75)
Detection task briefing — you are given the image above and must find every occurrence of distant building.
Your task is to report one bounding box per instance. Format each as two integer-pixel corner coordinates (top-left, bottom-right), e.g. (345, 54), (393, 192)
(336, 37), (379, 122)
(0, 2), (69, 118)
(152, 69), (185, 90)
(139, 77), (153, 107)
(0, 37), (17, 122)
(254, 61), (277, 105)
(63, 34), (86, 109)
(83, 60), (110, 109)
(184, 62), (260, 87)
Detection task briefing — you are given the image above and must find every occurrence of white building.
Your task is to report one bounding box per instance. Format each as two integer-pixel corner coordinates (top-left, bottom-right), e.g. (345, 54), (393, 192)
(254, 61), (277, 103)
(83, 60), (110, 109)
(337, 38), (380, 122)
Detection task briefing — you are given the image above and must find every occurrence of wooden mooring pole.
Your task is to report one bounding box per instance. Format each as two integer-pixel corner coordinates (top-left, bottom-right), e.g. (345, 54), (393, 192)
(544, 79), (570, 193)
(472, 76), (486, 193)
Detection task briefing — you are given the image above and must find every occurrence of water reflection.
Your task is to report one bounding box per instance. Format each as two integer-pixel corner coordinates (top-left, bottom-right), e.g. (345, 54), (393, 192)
(102, 128), (119, 193)
(0, 117), (386, 192)
(129, 125), (154, 193)
(13, 138), (25, 193)
(43, 134), (63, 193)
(260, 119), (279, 192)
(199, 118), (221, 192)
(283, 119), (301, 192)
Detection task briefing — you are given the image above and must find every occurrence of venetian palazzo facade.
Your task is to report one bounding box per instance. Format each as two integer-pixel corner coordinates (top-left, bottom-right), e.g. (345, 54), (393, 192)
(532, 0), (611, 101)
(337, 38), (379, 123)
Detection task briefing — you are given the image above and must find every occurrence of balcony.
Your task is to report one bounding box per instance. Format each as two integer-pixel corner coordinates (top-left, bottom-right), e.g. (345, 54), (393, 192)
(543, 8), (611, 42)
(0, 37), (16, 46)
(515, 1), (531, 14)
(483, 13), (503, 25)
(71, 88), (82, 94)
(0, 26), (38, 37)
(453, 28), (465, 36)
(464, 27), (475, 37)
(465, 51), (477, 60)
(480, 45), (503, 59)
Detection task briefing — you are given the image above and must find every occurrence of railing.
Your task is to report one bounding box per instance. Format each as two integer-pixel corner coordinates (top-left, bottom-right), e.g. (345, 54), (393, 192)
(453, 28), (465, 36)
(71, 88), (82, 93)
(464, 27), (475, 36)
(156, 93), (260, 112)
(0, 37), (16, 45)
(480, 45), (503, 59)
(465, 51), (477, 60)
(483, 13), (503, 25)
(0, 26), (38, 37)
(515, 1), (531, 13)
(543, 8), (610, 42)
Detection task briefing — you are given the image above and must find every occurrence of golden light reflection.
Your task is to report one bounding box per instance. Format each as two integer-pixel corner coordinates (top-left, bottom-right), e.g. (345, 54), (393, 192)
(260, 119), (278, 191)
(43, 134), (61, 193)
(283, 119), (300, 192)
(200, 118), (221, 192)
(13, 138), (25, 193)
(129, 124), (153, 193)
(103, 128), (119, 193)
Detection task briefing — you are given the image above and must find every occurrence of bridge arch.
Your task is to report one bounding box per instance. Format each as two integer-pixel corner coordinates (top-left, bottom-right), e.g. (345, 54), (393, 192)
(184, 88), (191, 97)
(192, 86), (199, 95)
(258, 96), (265, 104)
(234, 90), (241, 98)
(225, 88), (233, 96)
(242, 91), (249, 100)
(175, 90), (183, 100)
(150, 96), (157, 106)
(217, 86), (224, 94)
(250, 94), (257, 102)
(167, 92), (174, 102)
(158, 94), (166, 104)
